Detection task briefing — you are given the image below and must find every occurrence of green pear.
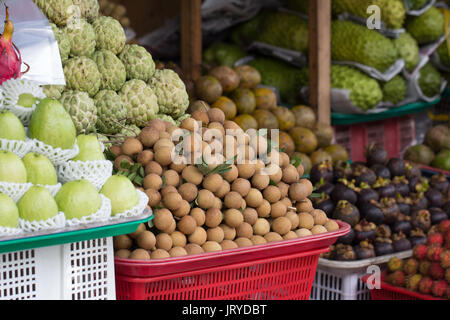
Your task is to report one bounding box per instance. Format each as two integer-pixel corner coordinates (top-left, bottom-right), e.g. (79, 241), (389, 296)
(22, 153), (58, 185)
(0, 111), (26, 141)
(0, 150), (27, 183)
(17, 93), (39, 108)
(72, 134), (105, 161)
(18, 186), (59, 222)
(100, 175), (139, 216)
(28, 98), (76, 150)
(0, 193), (19, 227)
(55, 180), (102, 220)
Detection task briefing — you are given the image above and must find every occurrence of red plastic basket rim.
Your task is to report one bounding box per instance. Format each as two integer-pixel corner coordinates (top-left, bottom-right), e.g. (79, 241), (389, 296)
(361, 275), (446, 300)
(115, 221), (351, 278)
(419, 164), (450, 177)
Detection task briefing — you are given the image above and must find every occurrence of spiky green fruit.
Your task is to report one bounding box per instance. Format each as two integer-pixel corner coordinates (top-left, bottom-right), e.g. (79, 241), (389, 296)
(33, 0), (74, 27)
(381, 75), (407, 105)
(119, 80), (159, 127)
(393, 32), (420, 73)
(406, 7), (444, 45)
(91, 50), (126, 91)
(59, 90), (98, 134)
(331, 65), (383, 111)
(72, 0), (99, 22)
(94, 90), (127, 135)
(331, 20), (398, 72)
(91, 16), (126, 55)
(50, 23), (70, 63)
(418, 63), (442, 98)
(63, 56), (101, 97)
(119, 44), (156, 82)
(64, 18), (96, 57)
(42, 84), (65, 100)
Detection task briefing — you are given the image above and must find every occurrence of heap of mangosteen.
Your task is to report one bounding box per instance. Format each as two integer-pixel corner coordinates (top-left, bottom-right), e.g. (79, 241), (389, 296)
(312, 145), (450, 261)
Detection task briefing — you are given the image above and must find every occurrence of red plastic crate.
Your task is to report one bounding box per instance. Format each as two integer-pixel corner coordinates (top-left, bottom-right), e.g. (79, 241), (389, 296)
(114, 222), (350, 300)
(333, 115), (416, 163)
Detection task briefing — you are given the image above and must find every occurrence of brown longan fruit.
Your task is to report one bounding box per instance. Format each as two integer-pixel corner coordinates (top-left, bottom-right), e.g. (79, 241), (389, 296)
(171, 231), (187, 247)
(222, 164), (238, 182)
(224, 209), (244, 228)
(197, 189), (215, 209)
(110, 145), (122, 157)
(299, 178), (313, 195)
(264, 232), (283, 243)
(282, 164), (299, 184)
(164, 219), (176, 234)
(214, 180), (230, 198)
(236, 222), (253, 239)
(159, 131), (172, 140)
(277, 182), (289, 198)
(289, 182), (309, 202)
(185, 243), (204, 255)
(153, 208), (174, 232)
(188, 227), (208, 246)
(128, 223), (146, 239)
(251, 172), (270, 190)
(212, 197), (223, 210)
(285, 211), (299, 230)
(271, 217), (292, 235)
(245, 188), (263, 208)
(177, 215), (197, 235)
(243, 208), (258, 225)
(298, 212), (315, 230)
(220, 224), (236, 240)
(270, 201), (287, 218)
(191, 110), (210, 126)
(169, 246), (188, 257)
(143, 173), (163, 190)
(145, 188), (161, 207)
(138, 127), (160, 148)
(207, 226), (225, 243)
(180, 117), (200, 132)
(137, 150), (153, 166)
(223, 120), (241, 131)
(163, 170), (180, 187)
(220, 239), (239, 250)
(235, 237), (253, 247)
(253, 218), (271, 236)
(295, 228), (313, 237)
(283, 231), (298, 240)
(136, 230), (156, 250)
(296, 198), (313, 213)
(115, 249), (131, 259)
(113, 234), (132, 250)
(154, 147), (173, 167)
(202, 241), (223, 252)
(251, 235), (267, 245)
(207, 108), (226, 124)
(121, 138), (143, 156)
(224, 191), (243, 209)
(208, 122), (225, 137)
(263, 185), (281, 204)
(324, 219), (339, 232)
(279, 152), (290, 168)
(153, 138), (174, 153)
(162, 192), (183, 211)
(151, 249), (171, 259)
(182, 165), (203, 185)
(191, 208), (206, 226)
(311, 209), (328, 225)
(311, 225), (328, 235)
(160, 186), (178, 198)
(155, 233), (173, 251)
(250, 135), (268, 155)
(114, 155), (133, 172)
(268, 164), (282, 183)
(170, 160), (187, 173)
(231, 178), (251, 197)
(256, 199), (271, 218)
(296, 164), (305, 177)
(145, 161), (163, 176)
(173, 200), (190, 218)
(202, 173), (223, 193)
(237, 163), (255, 179)
(280, 197), (293, 209)
(178, 183), (198, 202)
(129, 248), (150, 260)
(147, 118), (166, 132)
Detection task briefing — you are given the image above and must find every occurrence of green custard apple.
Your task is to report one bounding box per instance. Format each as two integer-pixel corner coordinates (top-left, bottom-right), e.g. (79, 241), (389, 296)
(0, 193), (19, 228)
(18, 186), (60, 222)
(72, 134), (105, 161)
(119, 44), (156, 82)
(0, 111), (26, 141)
(50, 23), (71, 63)
(100, 175), (139, 216)
(91, 16), (126, 55)
(55, 180), (102, 219)
(91, 49), (126, 91)
(72, 0), (99, 22)
(64, 18), (96, 57)
(33, 0), (74, 27)
(59, 90), (98, 134)
(63, 56), (101, 97)
(0, 151), (27, 183)
(42, 84), (65, 100)
(22, 153), (58, 186)
(94, 90), (127, 135)
(28, 98), (77, 150)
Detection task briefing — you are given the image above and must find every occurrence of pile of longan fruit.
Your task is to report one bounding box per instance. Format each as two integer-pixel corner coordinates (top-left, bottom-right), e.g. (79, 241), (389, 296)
(112, 107), (341, 260)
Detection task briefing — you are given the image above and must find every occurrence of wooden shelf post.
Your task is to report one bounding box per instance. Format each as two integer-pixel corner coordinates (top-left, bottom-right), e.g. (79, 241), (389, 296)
(308, 0), (331, 125)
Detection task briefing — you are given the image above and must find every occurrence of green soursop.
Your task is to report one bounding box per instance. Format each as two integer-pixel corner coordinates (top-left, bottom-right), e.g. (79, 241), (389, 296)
(92, 49), (126, 91)
(230, 10), (269, 46)
(203, 42), (247, 68)
(50, 23), (70, 63)
(42, 85), (65, 100)
(418, 63), (443, 98)
(331, 65), (383, 111)
(59, 90), (98, 134)
(393, 32), (420, 72)
(91, 16), (126, 55)
(406, 7), (444, 45)
(72, 0), (99, 22)
(64, 18), (96, 57)
(331, 20), (398, 72)
(148, 69), (189, 119)
(437, 42), (450, 68)
(381, 75), (407, 105)
(33, 0), (74, 27)
(63, 56), (101, 97)
(94, 90), (127, 135)
(119, 44), (156, 82)
(119, 80), (159, 127)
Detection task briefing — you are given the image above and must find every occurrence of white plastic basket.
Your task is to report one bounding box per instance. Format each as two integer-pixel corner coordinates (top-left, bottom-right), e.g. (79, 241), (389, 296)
(0, 237), (116, 300)
(310, 250), (413, 300)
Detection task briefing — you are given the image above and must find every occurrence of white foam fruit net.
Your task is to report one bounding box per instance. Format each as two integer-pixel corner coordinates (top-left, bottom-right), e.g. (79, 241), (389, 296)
(0, 137), (33, 158)
(30, 138), (79, 166)
(18, 212), (66, 233)
(0, 181), (33, 202)
(57, 160), (113, 190)
(0, 225), (23, 237)
(65, 194), (112, 227)
(109, 190), (150, 221)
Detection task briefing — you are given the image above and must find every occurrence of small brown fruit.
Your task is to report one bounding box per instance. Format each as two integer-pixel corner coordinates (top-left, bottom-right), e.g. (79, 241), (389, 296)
(324, 219), (339, 232)
(202, 241), (223, 252)
(224, 191), (244, 209)
(145, 161), (163, 176)
(264, 232), (283, 243)
(235, 237), (253, 247)
(263, 185), (281, 204)
(207, 226), (225, 243)
(311, 225), (328, 235)
(202, 173), (223, 193)
(136, 231), (156, 250)
(115, 249), (131, 259)
(113, 234), (132, 250)
(224, 209), (244, 228)
(190, 208), (206, 226)
(188, 227), (208, 246)
(221, 239), (239, 250)
(220, 224), (236, 240)
(253, 218), (271, 236)
(177, 215), (197, 235)
(182, 165), (203, 185)
(169, 246), (188, 257)
(162, 170), (180, 187)
(296, 198), (313, 213)
(270, 201), (288, 218)
(185, 243), (204, 255)
(271, 217), (292, 235)
(162, 192), (182, 211)
(121, 138), (143, 156)
(236, 222), (253, 238)
(245, 188), (263, 208)
(153, 208), (174, 232)
(197, 189), (215, 209)
(283, 231), (298, 240)
(207, 108), (226, 124)
(295, 228), (313, 237)
(173, 200), (191, 218)
(222, 164), (239, 182)
(231, 178), (251, 197)
(170, 231), (187, 247)
(178, 183), (198, 202)
(311, 209), (328, 225)
(129, 248), (150, 260)
(205, 208), (223, 228)
(137, 150), (153, 166)
(155, 233), (173, 251)
(256, 199), (271, 218)
(298, 212), (315, 230)
(243, 208), (258, 225)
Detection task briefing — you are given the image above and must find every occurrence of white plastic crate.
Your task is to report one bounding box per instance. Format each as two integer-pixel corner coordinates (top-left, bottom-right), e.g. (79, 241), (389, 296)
(0, 237), (116, 300)
(310, 250), (413, 300)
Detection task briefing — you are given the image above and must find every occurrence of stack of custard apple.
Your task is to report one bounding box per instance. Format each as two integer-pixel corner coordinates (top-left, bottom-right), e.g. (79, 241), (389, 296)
(34, 0), (190, 137)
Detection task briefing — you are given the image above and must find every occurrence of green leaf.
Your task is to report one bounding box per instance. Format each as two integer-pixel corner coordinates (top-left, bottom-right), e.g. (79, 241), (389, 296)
(269, 179), (278, 186)
(290, 153), (303, 167)
(134, 176), (143, 186)
(309, 192), (323, 198)
(128, 172), (137, 181)
(139, 166), (145, 177)
(120, 159), (131, 170)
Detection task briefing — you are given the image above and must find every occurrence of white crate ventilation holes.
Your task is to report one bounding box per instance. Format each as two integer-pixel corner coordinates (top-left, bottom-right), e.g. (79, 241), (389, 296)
(0, 238), (115, 300)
